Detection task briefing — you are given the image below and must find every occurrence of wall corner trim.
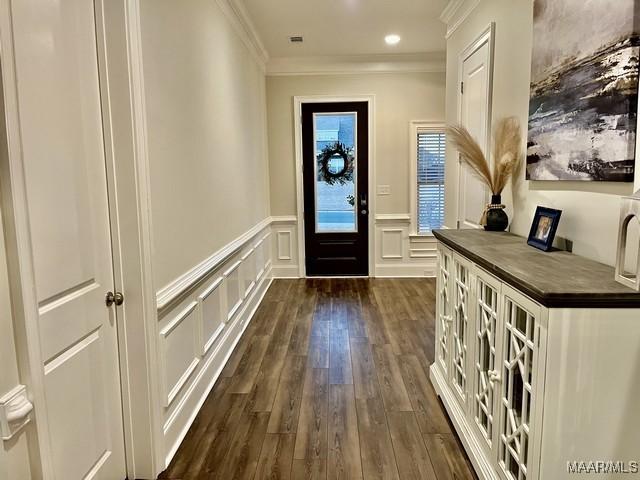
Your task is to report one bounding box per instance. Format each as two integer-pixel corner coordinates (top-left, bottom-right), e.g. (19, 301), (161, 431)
(214, 0), (269, 69)
(439, 0), (481, 39)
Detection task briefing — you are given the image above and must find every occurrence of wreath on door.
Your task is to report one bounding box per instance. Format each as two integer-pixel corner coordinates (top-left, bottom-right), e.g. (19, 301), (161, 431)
(316, 142), (355, 186)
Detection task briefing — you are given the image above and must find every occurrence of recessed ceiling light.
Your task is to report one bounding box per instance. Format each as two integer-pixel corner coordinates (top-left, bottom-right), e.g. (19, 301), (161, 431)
(385, 34), (401, 45)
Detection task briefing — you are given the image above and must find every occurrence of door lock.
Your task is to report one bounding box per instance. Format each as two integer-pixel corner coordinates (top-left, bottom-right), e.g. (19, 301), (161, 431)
(105, 291), (124, 307)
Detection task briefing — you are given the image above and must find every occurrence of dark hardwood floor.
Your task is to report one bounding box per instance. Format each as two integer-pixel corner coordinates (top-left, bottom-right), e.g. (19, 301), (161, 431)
(159, 278), (477, 480)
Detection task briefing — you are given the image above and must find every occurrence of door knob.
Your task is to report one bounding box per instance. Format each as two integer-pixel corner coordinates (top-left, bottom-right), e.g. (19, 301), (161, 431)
(361, 209), (368, 215)
(105, 291), (124, 307)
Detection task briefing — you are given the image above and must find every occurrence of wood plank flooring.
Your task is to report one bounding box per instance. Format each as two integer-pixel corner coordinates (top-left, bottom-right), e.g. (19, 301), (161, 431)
(159, 278), (476, 480)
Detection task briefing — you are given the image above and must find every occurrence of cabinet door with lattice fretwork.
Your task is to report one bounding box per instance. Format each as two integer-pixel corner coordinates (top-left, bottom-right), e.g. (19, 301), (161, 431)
(450, 253), (473, 411)
(471, 267), (504, 464)
(496, 285), (545, 480)
(435, 245), (453, 376)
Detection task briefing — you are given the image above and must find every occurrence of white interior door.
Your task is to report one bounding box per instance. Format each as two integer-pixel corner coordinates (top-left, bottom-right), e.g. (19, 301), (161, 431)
(9, 0), (126, 478)
(457, 34), (493, 229)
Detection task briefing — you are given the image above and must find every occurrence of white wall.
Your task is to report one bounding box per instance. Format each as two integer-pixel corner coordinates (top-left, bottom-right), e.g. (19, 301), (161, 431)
(267, 72), (446, 216)
(444, 0), (639, 266)
(140, 0), (271, 289)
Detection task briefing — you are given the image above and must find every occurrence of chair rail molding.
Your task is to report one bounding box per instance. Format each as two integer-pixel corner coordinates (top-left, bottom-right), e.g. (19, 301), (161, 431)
(375, 213), (411, 224)
(156, 217), (273, 313)
(439, 0), (481, 39)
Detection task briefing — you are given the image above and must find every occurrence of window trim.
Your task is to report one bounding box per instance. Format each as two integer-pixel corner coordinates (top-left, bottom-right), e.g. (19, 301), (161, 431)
(410, 121), (446, 236)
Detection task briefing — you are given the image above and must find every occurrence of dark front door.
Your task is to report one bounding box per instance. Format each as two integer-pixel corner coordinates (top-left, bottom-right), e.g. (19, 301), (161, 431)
(302, 101), (369, 276)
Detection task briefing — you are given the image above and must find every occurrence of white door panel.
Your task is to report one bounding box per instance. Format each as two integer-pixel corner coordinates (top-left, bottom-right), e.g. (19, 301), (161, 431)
(458, 39), (492, 229)
(10, 0), (126, 478)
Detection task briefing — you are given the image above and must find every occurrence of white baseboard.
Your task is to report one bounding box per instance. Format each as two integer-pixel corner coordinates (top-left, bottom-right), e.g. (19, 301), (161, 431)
(272, 265), (301, 278)
(374, 264), (436, 278)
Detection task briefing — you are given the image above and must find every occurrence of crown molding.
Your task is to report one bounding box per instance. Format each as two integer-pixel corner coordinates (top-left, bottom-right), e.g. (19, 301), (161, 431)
(266, 52), (446, 76)
(439, 0), (465, 24)
(215, 0), (269, 70)
(439, 0), (481, 39)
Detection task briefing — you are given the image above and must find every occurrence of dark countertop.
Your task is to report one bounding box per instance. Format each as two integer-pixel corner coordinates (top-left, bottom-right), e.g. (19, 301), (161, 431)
(433, 229), (640, 308)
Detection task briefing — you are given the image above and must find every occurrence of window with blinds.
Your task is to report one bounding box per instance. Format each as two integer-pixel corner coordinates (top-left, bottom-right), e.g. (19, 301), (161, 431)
(417, 130), (445, 233)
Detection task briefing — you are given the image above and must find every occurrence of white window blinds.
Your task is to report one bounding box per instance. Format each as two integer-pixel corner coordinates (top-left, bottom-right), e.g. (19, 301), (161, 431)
(417, 130), (445, 233)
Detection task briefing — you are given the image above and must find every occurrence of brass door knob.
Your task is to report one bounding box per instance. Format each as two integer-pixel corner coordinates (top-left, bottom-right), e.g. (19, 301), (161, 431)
(105, 291), (124, 307)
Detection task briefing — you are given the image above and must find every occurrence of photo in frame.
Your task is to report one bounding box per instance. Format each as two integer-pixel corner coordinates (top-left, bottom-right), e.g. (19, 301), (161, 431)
(527, 207), (562, 251)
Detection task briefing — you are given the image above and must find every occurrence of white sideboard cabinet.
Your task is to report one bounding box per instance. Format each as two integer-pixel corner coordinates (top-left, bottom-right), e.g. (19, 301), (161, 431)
(430, 229), (640, 480)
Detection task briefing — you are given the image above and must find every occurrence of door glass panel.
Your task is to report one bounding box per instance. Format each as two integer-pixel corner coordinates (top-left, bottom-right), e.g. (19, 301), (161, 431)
(314, 113), (357, 232)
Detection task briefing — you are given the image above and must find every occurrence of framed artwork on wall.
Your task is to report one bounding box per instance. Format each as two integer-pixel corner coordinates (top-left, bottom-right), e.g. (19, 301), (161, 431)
(526, 0), (639, 182)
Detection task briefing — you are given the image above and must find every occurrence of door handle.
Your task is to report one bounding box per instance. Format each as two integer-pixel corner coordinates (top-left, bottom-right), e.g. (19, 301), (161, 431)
(359, 193), (368, 207)
(360, 209), (368, 215)
(105, 291), (124, 307)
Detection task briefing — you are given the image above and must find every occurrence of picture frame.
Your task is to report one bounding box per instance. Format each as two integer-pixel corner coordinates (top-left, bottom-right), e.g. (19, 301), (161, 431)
(527, 206), (562, 252)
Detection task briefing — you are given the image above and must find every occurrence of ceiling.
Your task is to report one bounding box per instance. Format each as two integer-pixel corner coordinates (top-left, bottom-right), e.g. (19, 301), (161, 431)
(240, 0), (449, 59)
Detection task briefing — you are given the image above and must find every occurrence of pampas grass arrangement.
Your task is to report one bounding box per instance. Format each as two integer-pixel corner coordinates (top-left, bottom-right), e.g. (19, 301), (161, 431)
(447, 116), (522, 196)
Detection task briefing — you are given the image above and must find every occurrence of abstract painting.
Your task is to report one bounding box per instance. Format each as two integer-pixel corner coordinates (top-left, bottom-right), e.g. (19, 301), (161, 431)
(527, 0), (639, 181)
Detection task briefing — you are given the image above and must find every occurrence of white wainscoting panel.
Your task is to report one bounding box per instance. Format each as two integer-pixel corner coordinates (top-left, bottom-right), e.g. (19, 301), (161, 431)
(277, 231), (292, 260)
(224, 260), (242, 321)
(375, 214), (438, 277)
(409, 235), (438, 260)
(157, 220), (274, 467)
(159, 302), (200, 407)
(271, 216), (300, 278)
(197, 277), (225, 356)
(240, 248), (256, 299)
(381, 229), (404, 259)
(254, 234), (267, 282)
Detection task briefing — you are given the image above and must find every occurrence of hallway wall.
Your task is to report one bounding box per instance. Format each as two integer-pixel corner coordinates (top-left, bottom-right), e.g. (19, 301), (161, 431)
(444, 0), (640, 266)
(138, 0), (275, 468)
(267, 72), (446, 217)
(140, 0), (271, 290)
